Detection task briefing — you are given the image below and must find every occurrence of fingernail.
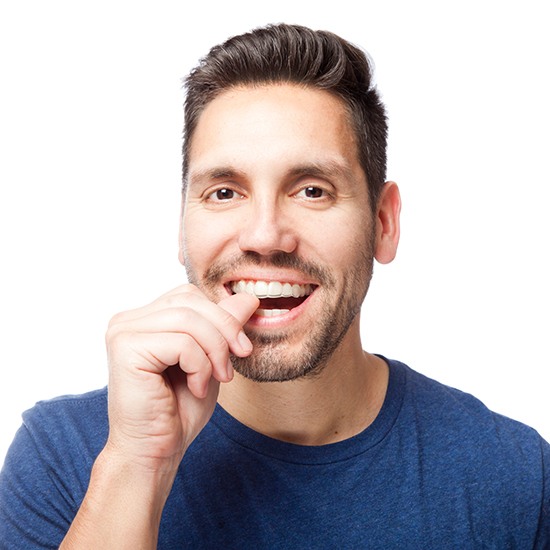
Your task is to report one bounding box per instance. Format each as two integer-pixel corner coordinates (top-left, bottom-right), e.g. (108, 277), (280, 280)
(238, 330), (253, 353)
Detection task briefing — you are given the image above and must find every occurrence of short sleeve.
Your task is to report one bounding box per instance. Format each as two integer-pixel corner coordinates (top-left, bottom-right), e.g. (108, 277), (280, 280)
(0, 389), (108, 549)
(0, 423), (76, 548)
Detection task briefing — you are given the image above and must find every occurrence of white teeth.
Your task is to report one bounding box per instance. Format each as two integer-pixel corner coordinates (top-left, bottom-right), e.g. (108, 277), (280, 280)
(256, 308), (290, 317)
(255, 281), (269, 298)
(234, 280), (246, 294)
(267, 281), (282, 297)
(230, 280), (314, 299)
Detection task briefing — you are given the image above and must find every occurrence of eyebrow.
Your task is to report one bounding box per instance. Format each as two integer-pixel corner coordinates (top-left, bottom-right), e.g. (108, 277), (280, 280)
(286, 160), (355, 182)
(189, 159), (356, 188)
(188, 167), (245, 187)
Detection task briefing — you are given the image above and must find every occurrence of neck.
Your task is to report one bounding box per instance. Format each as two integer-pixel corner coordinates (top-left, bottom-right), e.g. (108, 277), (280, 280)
(217, 323), (388, 446)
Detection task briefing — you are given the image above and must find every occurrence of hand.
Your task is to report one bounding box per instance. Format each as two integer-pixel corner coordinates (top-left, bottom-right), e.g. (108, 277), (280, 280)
(104, 284), (259, 472)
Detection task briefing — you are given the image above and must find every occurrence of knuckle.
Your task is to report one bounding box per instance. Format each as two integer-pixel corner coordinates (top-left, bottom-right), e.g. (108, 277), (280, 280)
(105, 323), (120, 345)
(108, 311), (126, 329)
(105, 325), (129, 352)
(171, 306), (196, 326)
(162, 289), (201, 310)
(105, 313), (131, 339)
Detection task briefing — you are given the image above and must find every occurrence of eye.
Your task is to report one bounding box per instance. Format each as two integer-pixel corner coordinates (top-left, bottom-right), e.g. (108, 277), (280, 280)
(207, 188), (237, 202)
(202, 182), (247, 208)
(303, 186), (324, 198)
(295, 186), (330, 200)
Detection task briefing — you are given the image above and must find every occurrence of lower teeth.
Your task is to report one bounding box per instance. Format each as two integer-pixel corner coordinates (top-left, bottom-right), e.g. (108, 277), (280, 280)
(256, 308), (290, 318)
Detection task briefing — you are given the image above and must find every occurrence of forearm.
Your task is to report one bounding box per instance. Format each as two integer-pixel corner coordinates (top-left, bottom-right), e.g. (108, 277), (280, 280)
(60, 445), (177, 549)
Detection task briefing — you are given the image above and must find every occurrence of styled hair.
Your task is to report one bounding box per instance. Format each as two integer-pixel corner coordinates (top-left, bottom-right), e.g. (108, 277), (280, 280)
(182, 23), (387, 210)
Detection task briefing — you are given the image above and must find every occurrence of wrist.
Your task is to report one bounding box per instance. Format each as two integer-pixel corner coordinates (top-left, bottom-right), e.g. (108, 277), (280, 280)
(61, 444), (179, 548)
(97, 441), (181, 501)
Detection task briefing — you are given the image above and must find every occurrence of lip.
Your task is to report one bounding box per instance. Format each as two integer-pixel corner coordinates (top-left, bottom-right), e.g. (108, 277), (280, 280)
(222, 271), (319, 329)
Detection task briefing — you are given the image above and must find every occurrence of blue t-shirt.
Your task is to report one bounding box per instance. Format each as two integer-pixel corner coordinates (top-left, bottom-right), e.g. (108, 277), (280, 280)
(1, 359), (549, 548)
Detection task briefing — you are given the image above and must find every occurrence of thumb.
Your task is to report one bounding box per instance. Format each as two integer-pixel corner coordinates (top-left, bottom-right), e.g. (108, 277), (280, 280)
(218, 293), (259, 327)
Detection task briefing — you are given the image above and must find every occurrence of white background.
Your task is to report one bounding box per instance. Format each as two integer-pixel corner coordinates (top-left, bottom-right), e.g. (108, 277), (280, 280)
(1, 1), (548, 466)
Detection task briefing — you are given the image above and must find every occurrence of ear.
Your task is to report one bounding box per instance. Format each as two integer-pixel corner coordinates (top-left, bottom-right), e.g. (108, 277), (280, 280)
(178, 194), (185, 265)
(374, 181), (401, 265)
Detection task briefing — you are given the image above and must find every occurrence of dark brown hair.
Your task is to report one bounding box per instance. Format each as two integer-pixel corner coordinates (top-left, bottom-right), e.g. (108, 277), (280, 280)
(182, 24), (387, 210)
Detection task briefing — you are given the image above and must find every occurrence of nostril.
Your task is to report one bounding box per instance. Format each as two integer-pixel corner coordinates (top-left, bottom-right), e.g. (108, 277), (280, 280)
(237, 217), (298, 256)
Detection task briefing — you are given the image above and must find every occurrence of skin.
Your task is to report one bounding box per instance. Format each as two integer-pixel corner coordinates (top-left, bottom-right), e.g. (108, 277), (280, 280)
(183, 84), (401, 443)
(183, 84), (374, 385)
(61, 83), (401, 547)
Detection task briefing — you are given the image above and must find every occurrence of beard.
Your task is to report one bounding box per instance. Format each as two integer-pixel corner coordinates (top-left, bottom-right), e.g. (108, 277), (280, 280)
(184, 244), (374, 383)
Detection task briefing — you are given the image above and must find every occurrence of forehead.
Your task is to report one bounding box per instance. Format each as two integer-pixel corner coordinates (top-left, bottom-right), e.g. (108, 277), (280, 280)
(187, 84), (360, 180)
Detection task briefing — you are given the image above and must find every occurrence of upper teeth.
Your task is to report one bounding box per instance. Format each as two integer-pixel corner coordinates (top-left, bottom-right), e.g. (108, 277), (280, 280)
(231, 280), (314, 299)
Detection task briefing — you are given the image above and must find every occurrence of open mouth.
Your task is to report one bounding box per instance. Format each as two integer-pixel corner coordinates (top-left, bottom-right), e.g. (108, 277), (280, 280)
(229, 280), (316, 317)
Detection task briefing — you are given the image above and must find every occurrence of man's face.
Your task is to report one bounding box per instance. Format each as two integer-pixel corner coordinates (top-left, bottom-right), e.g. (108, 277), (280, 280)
(182, 84), (376, 381)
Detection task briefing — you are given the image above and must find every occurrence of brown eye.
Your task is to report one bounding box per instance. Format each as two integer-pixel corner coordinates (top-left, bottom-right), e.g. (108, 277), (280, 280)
(216, 188), (234, 200)
(304, 186), (324, 198)
(208, 188), (235, 201)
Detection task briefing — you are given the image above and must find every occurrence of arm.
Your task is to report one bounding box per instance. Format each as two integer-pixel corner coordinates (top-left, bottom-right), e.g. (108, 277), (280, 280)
(60, 285), (259, 548)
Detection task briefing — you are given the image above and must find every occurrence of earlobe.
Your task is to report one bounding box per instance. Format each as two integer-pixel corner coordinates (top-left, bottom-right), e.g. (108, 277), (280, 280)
(374, 181), (401, 265)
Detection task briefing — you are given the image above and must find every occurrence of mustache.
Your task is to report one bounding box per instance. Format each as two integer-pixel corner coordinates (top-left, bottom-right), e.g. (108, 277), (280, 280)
(202, 251), (336, 287)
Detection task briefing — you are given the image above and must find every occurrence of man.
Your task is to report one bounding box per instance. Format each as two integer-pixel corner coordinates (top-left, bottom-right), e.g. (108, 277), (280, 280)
(1, 23), (548, 548)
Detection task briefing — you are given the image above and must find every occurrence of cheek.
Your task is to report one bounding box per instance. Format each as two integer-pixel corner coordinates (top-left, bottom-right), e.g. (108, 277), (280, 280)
(309, 211), (371, 259)
(183, 213), (236, 270)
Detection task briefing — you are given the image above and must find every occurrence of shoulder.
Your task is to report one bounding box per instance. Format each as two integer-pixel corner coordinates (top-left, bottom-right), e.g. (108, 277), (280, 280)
(10, 387), (109, 477)
(392, 358), (542, 441)
(389, 358), (549, 485)
(0, 388), (109, 546)
(387, 359), (550, 544)
(23, 386), (108, 423)
(22, 387), (109, 455)
(5, 387), (110, 491)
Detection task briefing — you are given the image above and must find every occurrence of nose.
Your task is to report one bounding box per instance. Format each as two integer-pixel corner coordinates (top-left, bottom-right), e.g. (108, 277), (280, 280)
(237, 197), (298, 256)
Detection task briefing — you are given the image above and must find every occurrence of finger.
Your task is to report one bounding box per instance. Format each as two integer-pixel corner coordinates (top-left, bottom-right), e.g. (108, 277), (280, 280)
(108, 331), (215, 379)
(176, 334), (231, 394)
(109, 330), (227, 401)
(191, 292), (259, 357)
(109, 284), (204, 327)
(107, 306), (233, 381)
(184, 365), (213, 399)
(166, 367), (221, 430)
(111, 291), (258, 358)
(218, 293), (260, 327)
